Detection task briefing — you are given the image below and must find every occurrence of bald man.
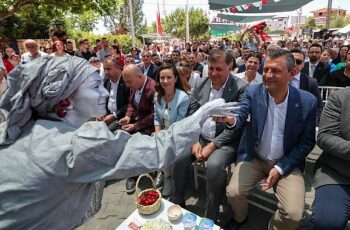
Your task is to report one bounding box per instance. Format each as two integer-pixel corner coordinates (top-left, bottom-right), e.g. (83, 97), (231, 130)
(119, 64), (156, 193)
(21, 39), (48, 64)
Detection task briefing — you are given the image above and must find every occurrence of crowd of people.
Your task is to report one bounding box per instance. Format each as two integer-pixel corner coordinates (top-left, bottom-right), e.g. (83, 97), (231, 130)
(0, 24), (350, 230)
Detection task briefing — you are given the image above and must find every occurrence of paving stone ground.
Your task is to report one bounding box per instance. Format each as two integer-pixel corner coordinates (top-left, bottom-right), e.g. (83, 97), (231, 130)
(78, 146), (342, 230)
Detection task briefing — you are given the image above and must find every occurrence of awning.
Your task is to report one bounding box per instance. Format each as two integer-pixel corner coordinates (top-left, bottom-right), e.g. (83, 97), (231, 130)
(210, 23), (243, 35)
(209, 0), (313, 13)
(335, 24), (350, 34)
(209, 0), (262, 10)
(217, 14), (274, 23)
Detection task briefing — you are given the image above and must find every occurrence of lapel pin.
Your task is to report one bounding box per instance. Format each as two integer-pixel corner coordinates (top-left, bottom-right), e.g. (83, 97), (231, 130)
(295, 103), (299, 107)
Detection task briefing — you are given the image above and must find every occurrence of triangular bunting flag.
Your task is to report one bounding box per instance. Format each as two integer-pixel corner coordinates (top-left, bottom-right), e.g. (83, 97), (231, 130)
(230, 7), (237, 13)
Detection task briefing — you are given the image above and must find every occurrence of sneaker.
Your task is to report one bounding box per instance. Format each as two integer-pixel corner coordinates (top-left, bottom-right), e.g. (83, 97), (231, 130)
(126, 177), (136, 194)
(155, 171), (164, 188)
(161, 177), (171, 197)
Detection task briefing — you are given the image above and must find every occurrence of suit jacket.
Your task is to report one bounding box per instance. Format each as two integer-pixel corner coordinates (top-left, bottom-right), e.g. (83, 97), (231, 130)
(139, 63), (158, 80)
(126, 77), (155, 135)
(154, 89), (190, 128)
(314, 88), (350, 188)
(301, 61), (330, 86)
(188, 74), (247, 148)
(104, 77), (130, 120)
(233, 84), (317, 175)
(299, 72), (323, 123)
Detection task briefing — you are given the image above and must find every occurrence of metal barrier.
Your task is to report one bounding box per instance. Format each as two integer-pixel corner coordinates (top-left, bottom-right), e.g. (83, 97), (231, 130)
(318, 86), (344, 104)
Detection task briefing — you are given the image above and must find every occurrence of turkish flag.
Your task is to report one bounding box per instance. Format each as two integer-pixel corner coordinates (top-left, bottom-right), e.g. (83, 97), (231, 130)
(262, 0), (269, 4)
(156, 3), (163, 36)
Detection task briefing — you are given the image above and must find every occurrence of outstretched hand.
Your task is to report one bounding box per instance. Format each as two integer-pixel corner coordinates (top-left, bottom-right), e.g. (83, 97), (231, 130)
(191, 98), (240, 125)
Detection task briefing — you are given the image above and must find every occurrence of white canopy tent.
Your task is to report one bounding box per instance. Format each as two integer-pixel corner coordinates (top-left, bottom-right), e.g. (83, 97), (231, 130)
(335, 24), (350, 34)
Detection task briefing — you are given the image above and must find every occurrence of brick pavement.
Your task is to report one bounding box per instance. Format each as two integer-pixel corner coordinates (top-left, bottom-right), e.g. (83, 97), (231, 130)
(78, 146), (349, 230)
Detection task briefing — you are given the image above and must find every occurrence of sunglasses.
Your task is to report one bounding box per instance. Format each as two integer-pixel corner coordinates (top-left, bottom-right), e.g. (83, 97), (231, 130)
(295, 59), (303, 65)
(26, 45), (37, 49)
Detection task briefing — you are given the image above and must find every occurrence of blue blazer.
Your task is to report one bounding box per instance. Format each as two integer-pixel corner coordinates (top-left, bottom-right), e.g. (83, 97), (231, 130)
(233, 84), (317, 175)
(154, 89), (190, 128)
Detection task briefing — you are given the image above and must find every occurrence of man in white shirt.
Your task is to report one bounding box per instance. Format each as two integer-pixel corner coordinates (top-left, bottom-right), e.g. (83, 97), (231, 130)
(96, 58), (129, 132)
(235, 52), (263, 85)
(219, 49), (317, 230)
(20, 39), (48, 64)
(171, 48), (246, 222)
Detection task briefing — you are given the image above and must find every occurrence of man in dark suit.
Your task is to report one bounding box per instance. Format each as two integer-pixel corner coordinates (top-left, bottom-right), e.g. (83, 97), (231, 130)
(308, 88), (350, 230)
(290, 48), (323, 123)
(171, 48), (246, 222)
(139, 50), (158, 80)
(97, 58), (129, 132)
(301, 43), (330, 86)
(221, 49), (317, 229)
(120, 64), (156, 194)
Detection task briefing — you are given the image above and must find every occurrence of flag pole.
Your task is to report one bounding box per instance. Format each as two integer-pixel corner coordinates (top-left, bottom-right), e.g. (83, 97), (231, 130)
(185, 0), (190, 42)
(129, 0), (136, 47)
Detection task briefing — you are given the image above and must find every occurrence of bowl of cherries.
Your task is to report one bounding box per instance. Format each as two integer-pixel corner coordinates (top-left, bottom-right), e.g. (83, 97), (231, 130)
(135, 174), (162, 215)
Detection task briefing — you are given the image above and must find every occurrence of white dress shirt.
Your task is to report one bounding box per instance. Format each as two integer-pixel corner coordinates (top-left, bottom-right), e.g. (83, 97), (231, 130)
(107, 78), (120, 117)
(134, 77), (147, 107)
(143, 64), (151, 76)
(236, 71), (263, 85)
(256, 90), (289, 175)
(290, 72), (301, 89)
(309, 62), (318, 77)
(200, 77), (228, 141)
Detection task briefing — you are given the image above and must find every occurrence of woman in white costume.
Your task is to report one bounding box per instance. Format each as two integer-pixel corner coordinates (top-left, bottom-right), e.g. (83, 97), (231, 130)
(0, 56), (235, 229)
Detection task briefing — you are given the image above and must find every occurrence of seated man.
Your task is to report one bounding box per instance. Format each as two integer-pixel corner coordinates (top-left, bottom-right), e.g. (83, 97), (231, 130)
(119, 64), (156, 193)
(97, 58), (129, 132)
(308, 88), (350, 230)
(171, 48), (246, 222)
(139, 51), (158, 80)
(221, 49), (317, 230)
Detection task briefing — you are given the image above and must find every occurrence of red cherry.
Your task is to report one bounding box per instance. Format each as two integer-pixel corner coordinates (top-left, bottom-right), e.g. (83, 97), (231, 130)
(57, 109), (66, 117)
(59, 99), (70, 107)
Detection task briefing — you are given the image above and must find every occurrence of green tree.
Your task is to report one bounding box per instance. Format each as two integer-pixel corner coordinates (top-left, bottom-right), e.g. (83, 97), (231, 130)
(162, 7), (209, 41)
(305, 17), (316, 29)
(0, 0), (96, 22)
(95, 0), (145, 34)
(330, 14), (350, 28)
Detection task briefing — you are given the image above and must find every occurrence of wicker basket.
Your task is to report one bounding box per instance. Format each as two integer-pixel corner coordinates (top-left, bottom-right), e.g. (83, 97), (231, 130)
(135, 174), (162, 215)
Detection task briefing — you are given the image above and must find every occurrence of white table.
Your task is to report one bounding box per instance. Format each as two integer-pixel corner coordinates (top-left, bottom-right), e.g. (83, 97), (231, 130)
(116, 198), (221, 229)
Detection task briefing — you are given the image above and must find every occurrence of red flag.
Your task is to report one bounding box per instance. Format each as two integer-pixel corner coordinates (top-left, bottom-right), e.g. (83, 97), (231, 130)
(156, 2), (163, 36)
(251, 21), (272, 42)
(247, 4), (252, 11)
(262, 0), (269, 4)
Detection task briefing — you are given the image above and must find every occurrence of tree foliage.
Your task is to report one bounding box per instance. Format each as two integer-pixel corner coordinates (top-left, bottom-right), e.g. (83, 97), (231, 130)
(305, 17), (316, 29)
(330, 14), (350, 28)
(0, 0), (95, 22)
(0, 0), (146, 41)
(162, 7), (209, 41)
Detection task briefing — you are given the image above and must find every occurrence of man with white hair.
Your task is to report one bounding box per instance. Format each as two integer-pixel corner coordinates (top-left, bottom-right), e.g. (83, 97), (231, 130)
(20, 39), (48, 64)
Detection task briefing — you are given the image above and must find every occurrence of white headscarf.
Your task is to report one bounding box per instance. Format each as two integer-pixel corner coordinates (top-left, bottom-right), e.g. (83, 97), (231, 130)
(0, 56), (97, 145)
